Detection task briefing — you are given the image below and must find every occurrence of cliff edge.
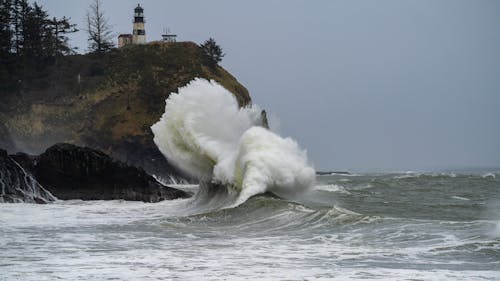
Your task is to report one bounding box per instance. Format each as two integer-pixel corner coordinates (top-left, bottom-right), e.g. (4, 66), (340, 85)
(0, 42), (252, 181)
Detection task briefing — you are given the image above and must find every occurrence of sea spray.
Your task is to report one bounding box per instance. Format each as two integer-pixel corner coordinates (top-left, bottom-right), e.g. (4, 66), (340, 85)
(232, 127), (315, 205)
(151, 78), (315, 205)
(151, 78), (262, 181)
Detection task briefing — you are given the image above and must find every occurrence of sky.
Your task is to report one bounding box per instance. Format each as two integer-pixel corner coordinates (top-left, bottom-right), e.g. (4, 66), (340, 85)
(34, 0), (500, 172)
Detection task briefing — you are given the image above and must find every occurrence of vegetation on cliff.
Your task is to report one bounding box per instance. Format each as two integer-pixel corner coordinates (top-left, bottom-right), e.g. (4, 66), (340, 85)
(0, 42), (252, 179)
(0, 0), (77, 92)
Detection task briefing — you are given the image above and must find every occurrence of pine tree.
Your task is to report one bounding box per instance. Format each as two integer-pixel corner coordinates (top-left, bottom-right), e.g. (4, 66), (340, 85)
(11, 0), (28, 54)
(0, 0), (77, 95)
(48, 16), (78, 56)
(200, 38), (225, 67)
(0, 0), (14, 92)
(21, 3), (44, 60)
(0, 0), (12, 55)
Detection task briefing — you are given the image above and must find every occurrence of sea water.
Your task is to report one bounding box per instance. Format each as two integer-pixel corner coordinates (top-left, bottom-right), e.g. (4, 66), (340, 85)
(1, 172), (499, 281)
(1, 78), (499, 280)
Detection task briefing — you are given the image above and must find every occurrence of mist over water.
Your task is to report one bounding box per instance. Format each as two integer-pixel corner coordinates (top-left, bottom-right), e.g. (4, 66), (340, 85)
(151, 78), (315, 206)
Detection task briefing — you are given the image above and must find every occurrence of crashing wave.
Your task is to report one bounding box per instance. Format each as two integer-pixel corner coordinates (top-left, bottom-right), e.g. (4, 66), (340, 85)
(151, 78), (315, 206)
(481, 172), (496, 179)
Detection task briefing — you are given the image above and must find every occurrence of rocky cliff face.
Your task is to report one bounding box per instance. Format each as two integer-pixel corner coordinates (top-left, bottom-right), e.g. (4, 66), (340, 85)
(9, 143), (190, 202)
(0, 42), (252, 181)
(0, 149), (56, 203)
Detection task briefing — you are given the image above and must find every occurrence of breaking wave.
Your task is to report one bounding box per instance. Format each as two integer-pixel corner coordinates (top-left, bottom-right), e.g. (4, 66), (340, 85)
(151, 78), (315, 207)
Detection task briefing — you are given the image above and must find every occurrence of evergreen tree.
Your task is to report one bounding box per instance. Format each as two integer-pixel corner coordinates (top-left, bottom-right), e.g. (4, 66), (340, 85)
(21, 3), (44, 60)
(86, 0), (114, 53)
(49, 16), (78, 56)
(0, 0), (14, 92)
(0, 0), (12, 55)
(0, 0), (78, 94)
(11, 0), (28, 54)
(200, 38), (225, 67)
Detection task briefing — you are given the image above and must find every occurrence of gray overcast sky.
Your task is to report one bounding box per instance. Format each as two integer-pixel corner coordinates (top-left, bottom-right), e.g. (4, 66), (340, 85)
(34, 0), (500, 172)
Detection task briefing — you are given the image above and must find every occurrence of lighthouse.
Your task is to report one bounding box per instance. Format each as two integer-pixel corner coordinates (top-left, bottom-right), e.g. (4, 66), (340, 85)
(132, 4), (146, 44)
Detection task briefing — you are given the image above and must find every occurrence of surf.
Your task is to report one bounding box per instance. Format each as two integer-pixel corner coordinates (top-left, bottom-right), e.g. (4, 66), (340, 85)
(151, 78), (315, 208)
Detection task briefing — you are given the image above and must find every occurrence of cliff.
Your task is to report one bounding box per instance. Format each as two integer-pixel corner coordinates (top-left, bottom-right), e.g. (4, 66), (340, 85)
(0, 42), (252, 181)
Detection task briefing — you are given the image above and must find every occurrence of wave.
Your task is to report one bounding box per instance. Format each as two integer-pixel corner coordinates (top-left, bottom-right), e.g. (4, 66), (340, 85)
(393, 172), (460, 180)
(481, 172), (496, 179)
(392, 172), (500, 180)
(165, 194), (371, 234)
(314, 184), (351, 194)
(151, 78), (315, 208)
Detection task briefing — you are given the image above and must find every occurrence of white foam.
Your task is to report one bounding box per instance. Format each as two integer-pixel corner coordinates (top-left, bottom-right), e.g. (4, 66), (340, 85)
(151, 78), (315, 206)
(314, 184), (351, 194)
(394, 173), (420, 179)
(492, 221), (500, 238)
(151, 79), (262, 181)
(482, 173), (496, 179)
(232, 127), (316, 205)
(451, 196), (470, 201)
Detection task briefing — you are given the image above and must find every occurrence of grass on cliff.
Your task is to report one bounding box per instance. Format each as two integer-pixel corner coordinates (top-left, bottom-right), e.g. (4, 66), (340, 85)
(0, 41), (252, 155)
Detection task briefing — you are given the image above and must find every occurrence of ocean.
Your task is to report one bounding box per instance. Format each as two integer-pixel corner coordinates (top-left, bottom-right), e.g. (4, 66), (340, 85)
(1, 172), (499, 281)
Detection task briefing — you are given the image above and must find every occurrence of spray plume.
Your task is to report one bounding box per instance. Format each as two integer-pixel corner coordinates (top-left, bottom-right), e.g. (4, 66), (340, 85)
(151, 78), (315, 205)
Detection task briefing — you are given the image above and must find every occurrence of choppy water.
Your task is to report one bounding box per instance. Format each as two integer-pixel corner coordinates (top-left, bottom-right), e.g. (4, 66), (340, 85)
(1, 172), (499, 280)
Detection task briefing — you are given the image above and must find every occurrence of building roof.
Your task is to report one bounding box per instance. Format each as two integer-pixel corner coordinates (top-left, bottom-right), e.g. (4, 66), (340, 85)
(135, 4), (143, 12)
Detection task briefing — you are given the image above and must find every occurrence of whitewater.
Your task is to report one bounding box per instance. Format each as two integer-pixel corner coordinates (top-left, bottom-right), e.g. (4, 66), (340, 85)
(1, 172), (499, 280)
(1, 79), (499, 280)
(151, 78), (315, 207)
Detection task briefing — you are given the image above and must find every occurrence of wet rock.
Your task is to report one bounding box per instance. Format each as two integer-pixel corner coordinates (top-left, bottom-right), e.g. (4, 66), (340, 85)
(0, 149), (56, 204)
(32, 143), (189, 202)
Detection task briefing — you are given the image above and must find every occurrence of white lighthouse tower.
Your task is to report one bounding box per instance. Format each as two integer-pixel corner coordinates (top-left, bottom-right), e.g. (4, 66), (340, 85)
(132, 4), (146, 44)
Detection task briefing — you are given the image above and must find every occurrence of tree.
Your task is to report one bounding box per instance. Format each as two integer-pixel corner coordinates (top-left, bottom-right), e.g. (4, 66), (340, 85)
(49, 16), (78, 56)
(0, 0), (77, 94)
(21, 3), (46, 60)
(11, 0), (29, 54)
(0, 0), (13, 55)
(86, 0), (113, 53)
(0, 0), (14, 92)
(200, 38), (225, 67)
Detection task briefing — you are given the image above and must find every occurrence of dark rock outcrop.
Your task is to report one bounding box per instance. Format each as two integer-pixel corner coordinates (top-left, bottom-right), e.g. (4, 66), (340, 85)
(0, 149), (56, 203)
(30, 143), (189, 202)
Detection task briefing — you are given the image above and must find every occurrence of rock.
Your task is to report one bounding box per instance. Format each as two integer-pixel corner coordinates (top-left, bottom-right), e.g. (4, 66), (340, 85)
(104, 135), (192, 184)
(10, 152), (37, 173)
(260, 110), (270, 129)
(0, 123), (16, 153)
(0, 149), (56, 204)
(31, 143), (189, 202)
